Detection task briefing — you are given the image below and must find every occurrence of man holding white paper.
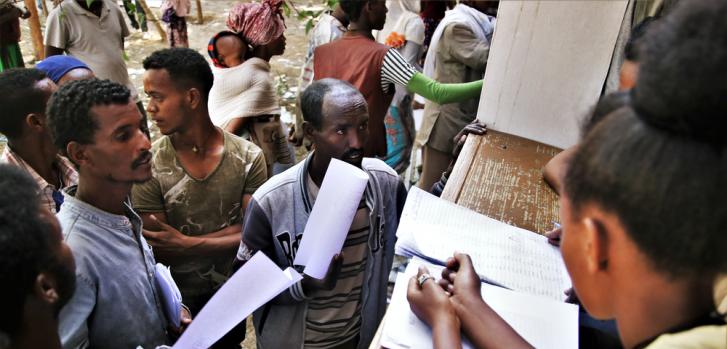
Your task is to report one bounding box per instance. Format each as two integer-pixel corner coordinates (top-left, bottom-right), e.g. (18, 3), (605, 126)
(234, 79), (407, 349)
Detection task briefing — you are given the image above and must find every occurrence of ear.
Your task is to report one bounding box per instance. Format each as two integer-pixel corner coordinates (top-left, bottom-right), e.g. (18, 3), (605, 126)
(34, 272), (60, 305)
(302, 121), (317, 141)
(66, 141), (89, 168)
(582, 217), (610, 274)
(25, 113), (46, 133)
(187, 88), (202, 111)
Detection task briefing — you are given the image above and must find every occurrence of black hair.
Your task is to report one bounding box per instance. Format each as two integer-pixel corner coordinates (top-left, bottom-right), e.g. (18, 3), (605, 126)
(623, 17), (656, 62)
(300, 78), (361, 130)
(580, 91), (630, 138)
(143, 48), (214, 99)
(565, 0), (727, 278)
(633, 0), (727, 147)
(0, 164), (56, 336)
(46, 78), (131, 156)
(339, 0), (370, 22)
(0, 68), (49, 139)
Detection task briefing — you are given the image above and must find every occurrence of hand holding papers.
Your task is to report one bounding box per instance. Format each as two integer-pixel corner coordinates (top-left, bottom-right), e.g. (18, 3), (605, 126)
(293, 159), (369, 279)
(172, 252), (302, 349)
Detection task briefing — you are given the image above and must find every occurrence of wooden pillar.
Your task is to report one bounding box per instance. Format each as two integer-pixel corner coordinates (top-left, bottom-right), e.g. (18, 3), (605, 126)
(137, 0), (167, 43)
(195, 0), (203, 24)
(23, 0), (44, 61)
(40, 0), (49, 17)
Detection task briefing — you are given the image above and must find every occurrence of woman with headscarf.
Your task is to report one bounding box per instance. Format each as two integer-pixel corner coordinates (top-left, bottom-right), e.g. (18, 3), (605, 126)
(208, 0), (293, 176)
(160, 0), (191, 47)
(375, 0), (425, 173)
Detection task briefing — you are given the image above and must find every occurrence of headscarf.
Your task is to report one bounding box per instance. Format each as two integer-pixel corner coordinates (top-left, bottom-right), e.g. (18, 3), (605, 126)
(35, 55), (92, 84)
(226, 0), (286, 47)
(207, 31), (241, 68)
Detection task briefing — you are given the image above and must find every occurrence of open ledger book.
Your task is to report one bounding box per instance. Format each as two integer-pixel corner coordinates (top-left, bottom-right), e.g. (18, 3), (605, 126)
(396, 187), (572, 301)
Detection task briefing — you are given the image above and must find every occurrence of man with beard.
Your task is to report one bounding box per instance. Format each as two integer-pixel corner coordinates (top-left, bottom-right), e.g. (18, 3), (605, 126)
(234, 79), (407, 349)
(0, 164), (75, 349)
(47, 79), (188, 349)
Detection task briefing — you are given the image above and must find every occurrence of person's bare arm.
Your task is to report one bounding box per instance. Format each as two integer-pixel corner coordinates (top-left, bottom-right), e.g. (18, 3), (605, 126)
(542, 146), (577, 195)
(141, 194), (253, 259)
(45, 45), (65, 57)
(441, 253), (534, 349)
(407, 266), (463, 349)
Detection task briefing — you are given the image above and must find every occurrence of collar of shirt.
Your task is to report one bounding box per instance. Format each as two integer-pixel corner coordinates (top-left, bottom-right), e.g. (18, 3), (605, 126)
(0, 146), (78, 192)
(67, 0), (111, 20)
(61, 185), (140, 233)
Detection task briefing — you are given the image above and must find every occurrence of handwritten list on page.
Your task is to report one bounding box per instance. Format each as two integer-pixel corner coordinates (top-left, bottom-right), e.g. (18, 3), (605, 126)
(396, 187), (571, 301)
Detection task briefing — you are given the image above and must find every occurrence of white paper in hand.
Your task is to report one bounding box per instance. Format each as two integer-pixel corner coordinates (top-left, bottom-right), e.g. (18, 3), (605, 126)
(293, 159), (369, 279)
(172, 252), (302, 349)
(154, 263), (182, 328)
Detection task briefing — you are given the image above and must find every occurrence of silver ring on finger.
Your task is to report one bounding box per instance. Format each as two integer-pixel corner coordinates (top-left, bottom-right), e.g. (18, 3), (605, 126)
(417, 273), (434, 288)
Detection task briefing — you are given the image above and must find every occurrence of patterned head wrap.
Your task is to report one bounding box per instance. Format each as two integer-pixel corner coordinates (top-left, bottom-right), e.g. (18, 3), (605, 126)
(226, 0), (286, 47)
(207, 31), (241, 68)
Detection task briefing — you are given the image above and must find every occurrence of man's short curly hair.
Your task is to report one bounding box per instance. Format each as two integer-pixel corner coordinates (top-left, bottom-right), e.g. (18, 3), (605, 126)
(143, 48), (214, 99)
(46, 78), (131, 156)
(0, 68), (49, 139)
(0, 164), (55, 336)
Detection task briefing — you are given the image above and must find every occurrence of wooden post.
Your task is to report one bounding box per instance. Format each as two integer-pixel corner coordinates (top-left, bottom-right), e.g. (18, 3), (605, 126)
(40, 0), (49, 17)
(136, 0), (167, 43)
(195, 0), (203, 24)
(23, 0), (44, 61)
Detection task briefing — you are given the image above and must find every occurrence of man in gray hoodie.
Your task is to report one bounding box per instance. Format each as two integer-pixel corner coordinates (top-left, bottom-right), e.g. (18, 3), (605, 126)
(234, 78), (407, 349)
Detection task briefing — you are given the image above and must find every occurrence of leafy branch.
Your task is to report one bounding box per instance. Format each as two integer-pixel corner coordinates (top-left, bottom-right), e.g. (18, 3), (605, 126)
(282, 0), (338, 34)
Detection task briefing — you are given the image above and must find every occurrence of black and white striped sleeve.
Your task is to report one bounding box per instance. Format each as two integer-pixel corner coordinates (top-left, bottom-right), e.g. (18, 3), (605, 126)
(380, 48), (419, 94)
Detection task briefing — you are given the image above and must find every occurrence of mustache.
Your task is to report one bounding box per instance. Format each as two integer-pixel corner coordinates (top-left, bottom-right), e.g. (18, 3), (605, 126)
(131, 151), (152, 169)
(342, 148), (363, 159)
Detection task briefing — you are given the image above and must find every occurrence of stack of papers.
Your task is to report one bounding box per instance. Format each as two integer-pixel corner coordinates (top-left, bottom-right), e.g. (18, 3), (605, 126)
(381, 259), (579, 349)
(396, 187), (571, 301)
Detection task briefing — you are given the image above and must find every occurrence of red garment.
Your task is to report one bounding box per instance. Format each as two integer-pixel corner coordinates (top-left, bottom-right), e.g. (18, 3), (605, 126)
(314, 35), (394, 157)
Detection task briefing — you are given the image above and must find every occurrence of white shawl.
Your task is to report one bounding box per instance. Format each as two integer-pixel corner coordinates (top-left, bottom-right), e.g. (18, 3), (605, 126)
(208, 58), (280, 127)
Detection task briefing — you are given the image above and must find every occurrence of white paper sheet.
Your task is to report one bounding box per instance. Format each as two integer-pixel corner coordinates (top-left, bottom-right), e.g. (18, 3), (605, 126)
(154, 264), (182, 328)
(381, 259), (578, 349)
(396, 187), (571, 301)
(293, 159), (369, 279)
(172, 252), (302, 349)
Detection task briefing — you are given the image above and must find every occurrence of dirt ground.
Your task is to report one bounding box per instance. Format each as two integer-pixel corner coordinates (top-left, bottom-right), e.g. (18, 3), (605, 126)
(15, 1), (326, 347)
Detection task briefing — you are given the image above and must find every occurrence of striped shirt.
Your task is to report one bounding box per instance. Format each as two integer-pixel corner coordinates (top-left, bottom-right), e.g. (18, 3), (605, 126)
(304, 175), (370, 348)
(0, 146), (78, 213)
(380, 48), (419, 94)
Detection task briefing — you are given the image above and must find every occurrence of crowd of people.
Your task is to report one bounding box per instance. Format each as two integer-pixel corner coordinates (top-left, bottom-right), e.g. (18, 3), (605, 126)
(1, 0), (726, 349)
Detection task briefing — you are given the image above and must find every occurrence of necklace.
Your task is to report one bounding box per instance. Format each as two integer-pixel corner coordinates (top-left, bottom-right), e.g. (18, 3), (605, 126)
(186, 128), (214, 154)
